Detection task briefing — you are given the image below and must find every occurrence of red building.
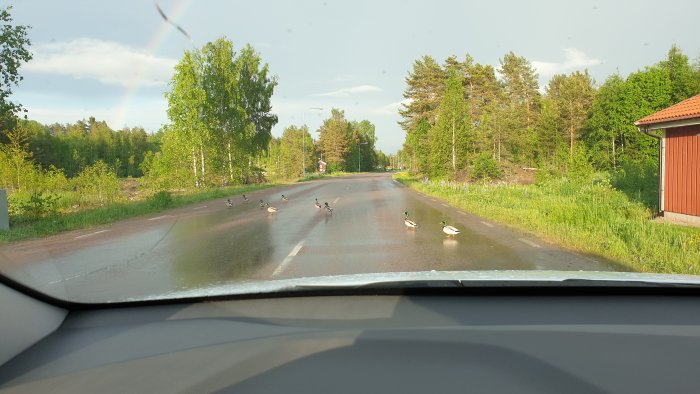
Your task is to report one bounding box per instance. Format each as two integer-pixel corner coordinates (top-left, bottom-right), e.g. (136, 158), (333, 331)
(318, 159), (327, 173)
(636, 94), (700, 224)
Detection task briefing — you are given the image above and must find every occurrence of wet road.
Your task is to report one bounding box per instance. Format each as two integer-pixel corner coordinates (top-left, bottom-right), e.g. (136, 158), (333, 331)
(0, 173), (623, 302)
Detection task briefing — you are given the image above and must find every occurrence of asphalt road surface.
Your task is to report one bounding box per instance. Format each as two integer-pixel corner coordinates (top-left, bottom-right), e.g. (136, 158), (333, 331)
(0, 173), (625, 302)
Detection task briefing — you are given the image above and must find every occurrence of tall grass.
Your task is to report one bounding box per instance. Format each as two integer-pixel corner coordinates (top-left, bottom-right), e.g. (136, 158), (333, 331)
(0, 183), (275, 242)
(395, 172), (700, 275)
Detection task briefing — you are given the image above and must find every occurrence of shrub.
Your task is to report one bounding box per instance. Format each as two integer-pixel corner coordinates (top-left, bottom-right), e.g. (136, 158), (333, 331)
(471, 153), (501, 181)
(149, 190), (172, 209)
(73, 160), (120, 205)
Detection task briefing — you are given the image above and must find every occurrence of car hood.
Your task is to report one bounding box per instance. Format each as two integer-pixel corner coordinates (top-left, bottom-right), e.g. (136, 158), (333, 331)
(125, 270), (700, 302)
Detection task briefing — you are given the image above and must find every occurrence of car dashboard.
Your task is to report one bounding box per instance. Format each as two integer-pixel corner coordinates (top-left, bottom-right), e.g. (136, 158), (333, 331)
(2, 281), (700, 393)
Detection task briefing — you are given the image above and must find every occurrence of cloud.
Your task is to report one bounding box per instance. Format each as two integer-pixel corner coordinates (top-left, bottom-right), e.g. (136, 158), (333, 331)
(25, 38), (177, 88)
(316, 85), (382, 97)
(373, 99), (412, 116)
(532, 48), (601, 77)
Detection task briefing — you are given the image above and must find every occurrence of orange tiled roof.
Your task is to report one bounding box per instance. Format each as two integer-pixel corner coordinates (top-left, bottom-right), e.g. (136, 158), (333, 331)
(635, 94), (700, 126)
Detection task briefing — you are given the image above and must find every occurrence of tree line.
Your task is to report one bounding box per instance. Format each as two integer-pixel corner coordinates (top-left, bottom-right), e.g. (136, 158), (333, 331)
(398, 45), (700, 180)
(262, 109), (387, 181)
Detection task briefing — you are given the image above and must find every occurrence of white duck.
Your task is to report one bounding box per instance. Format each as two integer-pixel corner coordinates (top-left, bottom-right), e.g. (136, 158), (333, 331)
(266, 203), (278, 213)
(404, 211), (418, 229)
(441, 220), (460, 237)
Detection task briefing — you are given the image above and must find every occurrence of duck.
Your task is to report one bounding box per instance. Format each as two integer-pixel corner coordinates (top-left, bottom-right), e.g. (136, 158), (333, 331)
(324, 202), (333, 214)
(315, 198), (322, 209)
(441, 220), (461, 237)
(226, 199), (233, 208)
(281, 194), (289, 202)
(242, 194), (249, 203)
(266, 203), (278, 213)
(259, 199), (265, 209)
(404, 211), (418, 229)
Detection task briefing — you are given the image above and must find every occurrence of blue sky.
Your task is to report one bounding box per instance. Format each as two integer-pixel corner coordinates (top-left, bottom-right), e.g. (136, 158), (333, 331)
(9, 0), (700, 153)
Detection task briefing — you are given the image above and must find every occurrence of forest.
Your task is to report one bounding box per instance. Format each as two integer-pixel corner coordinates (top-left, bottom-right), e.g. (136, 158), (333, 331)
(397, 45), (700, 193)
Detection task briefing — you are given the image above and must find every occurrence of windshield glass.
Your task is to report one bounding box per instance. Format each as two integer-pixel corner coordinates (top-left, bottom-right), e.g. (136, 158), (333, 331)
(1, 0), (699, 303)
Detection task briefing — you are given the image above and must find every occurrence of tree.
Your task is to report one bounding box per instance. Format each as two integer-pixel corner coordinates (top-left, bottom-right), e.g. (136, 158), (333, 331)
(658, 45), (700, 103)
(546, 70), (596, 156)
(584, 74), (629, 169)
(164, 38), (277, 186)
(428, 70), (470, 177)
(277, 125), (314, 179)
(399, 56), (446, 133)
(166, 50), (207, 186)
(499, 51), (540, 129)
(498, 52), (541, 163)
(347, 120), (376, 172)
(0, 6), (32, 134)
(237, 44), (278, 166)
(317, 109), (351, 171)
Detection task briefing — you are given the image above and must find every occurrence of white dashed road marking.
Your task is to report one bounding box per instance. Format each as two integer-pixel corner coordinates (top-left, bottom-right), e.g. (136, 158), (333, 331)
(480, 220), (494, 227)
(332, 197), (340, 204)
(193, 205), (207, 210)
(75, 230), (110, 239)
(273, 240), (305, 277)
(519, 238), (541, 248)
(458, 211), (467, 216)
(148, 215), (170, 221)
(441, 203), (449, 207)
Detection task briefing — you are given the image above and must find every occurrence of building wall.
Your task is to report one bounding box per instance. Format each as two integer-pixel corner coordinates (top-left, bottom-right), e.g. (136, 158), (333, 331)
(664, 124), (700, 217)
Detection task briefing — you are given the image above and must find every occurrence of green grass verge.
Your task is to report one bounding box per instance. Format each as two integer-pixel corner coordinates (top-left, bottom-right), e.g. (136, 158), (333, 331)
(297, 171), (355, 182)
(0, 183), (276, 243)
(394, 172), (700, 275)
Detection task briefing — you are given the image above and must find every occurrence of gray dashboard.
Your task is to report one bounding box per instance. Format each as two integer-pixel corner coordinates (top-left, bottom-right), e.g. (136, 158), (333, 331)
(2, 284), (700, 393)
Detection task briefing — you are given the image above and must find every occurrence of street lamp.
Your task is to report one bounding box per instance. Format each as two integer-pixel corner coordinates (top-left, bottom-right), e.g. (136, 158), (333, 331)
(302, 107), (323, 176)
(358, 141), (368, 172)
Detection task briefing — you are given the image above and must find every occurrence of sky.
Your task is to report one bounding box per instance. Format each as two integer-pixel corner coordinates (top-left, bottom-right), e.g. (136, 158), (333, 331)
(8, 0), (700, 154)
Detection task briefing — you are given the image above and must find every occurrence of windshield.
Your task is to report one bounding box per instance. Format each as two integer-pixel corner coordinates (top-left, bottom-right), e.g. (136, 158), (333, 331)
(0, 0), (699, 303)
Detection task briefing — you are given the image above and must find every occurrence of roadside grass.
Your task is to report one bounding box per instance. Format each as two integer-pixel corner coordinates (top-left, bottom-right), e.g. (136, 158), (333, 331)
(394, 172), (700, 275)
(0, 183), (276, 243)
(297, 171), (353, 182)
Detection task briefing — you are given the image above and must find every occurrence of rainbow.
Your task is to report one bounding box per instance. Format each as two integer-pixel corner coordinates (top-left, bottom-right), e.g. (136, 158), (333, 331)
(113, 0), (193, 130)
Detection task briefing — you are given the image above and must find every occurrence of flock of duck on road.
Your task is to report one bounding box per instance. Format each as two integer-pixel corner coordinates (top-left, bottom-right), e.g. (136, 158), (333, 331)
(224, 194), (461, 238)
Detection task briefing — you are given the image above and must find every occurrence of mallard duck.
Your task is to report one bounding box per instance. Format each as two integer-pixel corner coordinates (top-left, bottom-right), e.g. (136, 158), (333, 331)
(324, 202), (333, 214)
(281, 194), (288, 202)
(266, 203), (278, 213)
(404, 211), (418, 229)
(441, 220), (460, 237)
(259, 199), (265, 209)
(226, 199), (233, 208)
(315, 198), (322, 209)
(242, 194), (249, 203)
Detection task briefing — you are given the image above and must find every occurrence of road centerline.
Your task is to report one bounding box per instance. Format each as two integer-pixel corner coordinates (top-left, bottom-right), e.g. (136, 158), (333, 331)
(272, 240), (306, 277)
